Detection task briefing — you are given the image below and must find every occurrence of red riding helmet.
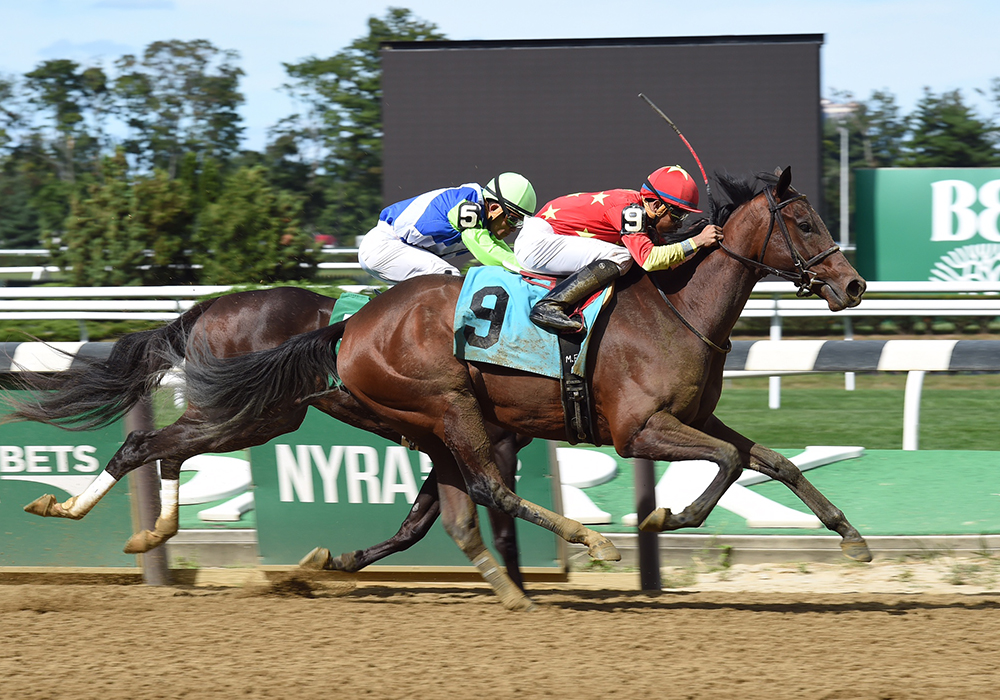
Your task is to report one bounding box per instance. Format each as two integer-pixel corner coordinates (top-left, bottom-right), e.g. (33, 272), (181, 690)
(640, 165), (702, 213)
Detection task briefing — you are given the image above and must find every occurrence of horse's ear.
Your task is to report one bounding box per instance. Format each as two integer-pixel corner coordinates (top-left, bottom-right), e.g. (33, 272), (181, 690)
(775, 166), (792, 198)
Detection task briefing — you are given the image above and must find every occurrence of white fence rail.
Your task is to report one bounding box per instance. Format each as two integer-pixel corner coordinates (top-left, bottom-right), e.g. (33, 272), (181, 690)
(747, 281), (1000, 408)
(0, 248), (365, 281)
(0, 286), (234, 339)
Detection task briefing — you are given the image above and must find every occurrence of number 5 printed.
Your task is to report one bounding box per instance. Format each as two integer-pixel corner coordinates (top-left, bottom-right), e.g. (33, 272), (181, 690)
(458, 201), (481, 229)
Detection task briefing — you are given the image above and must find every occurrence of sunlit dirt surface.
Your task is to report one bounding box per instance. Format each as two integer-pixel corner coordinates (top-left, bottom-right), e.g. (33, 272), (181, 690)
(2, 564), (998, 700)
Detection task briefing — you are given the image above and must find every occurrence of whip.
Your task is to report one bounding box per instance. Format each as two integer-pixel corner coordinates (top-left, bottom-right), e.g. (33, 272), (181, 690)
(638, 93), (716, 224)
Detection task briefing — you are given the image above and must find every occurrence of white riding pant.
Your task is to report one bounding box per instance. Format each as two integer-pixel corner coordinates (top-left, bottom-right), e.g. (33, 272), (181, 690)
(358, 221), (466, 284)
(513, 217), (633, 276)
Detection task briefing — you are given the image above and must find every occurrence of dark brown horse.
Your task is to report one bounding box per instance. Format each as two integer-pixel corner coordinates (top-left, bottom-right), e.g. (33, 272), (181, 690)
(5, 287), (531, 603)
(183, 167), (873, 583)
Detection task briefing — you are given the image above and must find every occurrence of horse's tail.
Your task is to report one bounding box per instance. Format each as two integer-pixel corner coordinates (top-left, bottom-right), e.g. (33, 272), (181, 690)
(0, 297), (219, 430)
(183, 321), (345, 433)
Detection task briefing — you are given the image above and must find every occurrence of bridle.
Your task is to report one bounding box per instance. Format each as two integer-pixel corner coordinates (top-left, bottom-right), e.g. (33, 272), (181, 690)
(653, 185), (841, 354)
(719, 187), (840, 298)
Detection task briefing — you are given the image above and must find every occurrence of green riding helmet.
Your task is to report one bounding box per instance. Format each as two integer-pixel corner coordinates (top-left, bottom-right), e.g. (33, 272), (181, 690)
(483, 172), (537, 219)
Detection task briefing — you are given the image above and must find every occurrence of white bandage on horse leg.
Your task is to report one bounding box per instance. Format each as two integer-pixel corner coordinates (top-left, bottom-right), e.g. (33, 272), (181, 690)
(158, 478), (180, 527)
(65, 471), (117, 517)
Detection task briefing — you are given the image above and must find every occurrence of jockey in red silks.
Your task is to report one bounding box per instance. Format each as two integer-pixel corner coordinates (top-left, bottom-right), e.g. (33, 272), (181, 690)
(514, 165), (724, 334)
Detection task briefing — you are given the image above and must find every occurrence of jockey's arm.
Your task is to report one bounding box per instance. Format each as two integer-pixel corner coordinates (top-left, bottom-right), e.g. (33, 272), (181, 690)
(621, 233), (699, 272)
(460, 225), (523, 272)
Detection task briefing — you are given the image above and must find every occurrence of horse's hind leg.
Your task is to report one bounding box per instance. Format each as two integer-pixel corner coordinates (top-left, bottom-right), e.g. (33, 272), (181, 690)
(122, 456), (183, 554)
(439, 394), (619, 562)
(303, 469), (443, 572)
(429, 445), (535, 611)
(486, 430), (527, 591)
(438, 479), (535, 611)
(700, 415), (871, 562)
(302, 428), (526, 591)
(22, 425), (165, 521)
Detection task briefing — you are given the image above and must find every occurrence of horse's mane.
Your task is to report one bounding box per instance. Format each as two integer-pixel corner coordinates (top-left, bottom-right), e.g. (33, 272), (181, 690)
(641, 170), (786, 293)
(658, 170), (780, 244)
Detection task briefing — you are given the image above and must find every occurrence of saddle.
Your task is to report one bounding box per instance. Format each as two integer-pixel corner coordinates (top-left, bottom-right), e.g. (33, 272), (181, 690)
(454, 268), (612, 445)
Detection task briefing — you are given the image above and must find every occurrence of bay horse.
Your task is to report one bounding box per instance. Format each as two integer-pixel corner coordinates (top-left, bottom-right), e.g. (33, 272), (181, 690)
(4, 287), (532, 603)
(182, 167), (873, 583)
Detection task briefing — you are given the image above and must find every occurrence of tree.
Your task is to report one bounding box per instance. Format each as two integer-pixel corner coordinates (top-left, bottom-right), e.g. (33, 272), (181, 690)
(0, 74), (21, 154)
(902, 88), (1000, 167)
(192, 165), (314, 284)
(22, 59), (109, 183)
(113, 40), (244, 176)
(54, 149), (194, 285)
(857, 90), (907, 168)
(277, 8), (445, 242)
(0, 158), (41, 247)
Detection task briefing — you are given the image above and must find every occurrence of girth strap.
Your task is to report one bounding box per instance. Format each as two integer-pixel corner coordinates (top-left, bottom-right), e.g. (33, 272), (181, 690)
(558, 334), (597, 445)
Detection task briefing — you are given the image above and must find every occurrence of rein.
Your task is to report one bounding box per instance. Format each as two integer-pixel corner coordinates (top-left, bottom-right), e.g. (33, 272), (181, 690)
(654, 284), (732, 354)
(653, 186), (839, 355)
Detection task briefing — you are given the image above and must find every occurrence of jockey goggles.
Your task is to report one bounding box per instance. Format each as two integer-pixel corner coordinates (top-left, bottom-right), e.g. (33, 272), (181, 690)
(485, 178), (532, 230)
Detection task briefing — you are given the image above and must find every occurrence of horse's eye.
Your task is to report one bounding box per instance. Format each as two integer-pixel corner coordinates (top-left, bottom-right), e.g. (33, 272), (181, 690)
(799, 221), (813, 234)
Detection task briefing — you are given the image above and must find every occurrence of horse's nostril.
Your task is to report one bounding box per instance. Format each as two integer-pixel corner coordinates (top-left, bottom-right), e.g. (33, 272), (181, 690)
(847, 279), (866, 299)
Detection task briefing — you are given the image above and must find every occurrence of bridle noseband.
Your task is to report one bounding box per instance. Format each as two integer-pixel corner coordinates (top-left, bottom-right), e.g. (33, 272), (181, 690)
(653, 186), (841, 354)
(719, 187), (840, 297)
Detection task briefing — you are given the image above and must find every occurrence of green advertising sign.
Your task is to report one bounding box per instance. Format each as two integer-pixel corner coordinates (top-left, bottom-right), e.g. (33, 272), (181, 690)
(248, 407), (564, 570)
(855, 168), (1000, 281)
(0, 401), (134, 567)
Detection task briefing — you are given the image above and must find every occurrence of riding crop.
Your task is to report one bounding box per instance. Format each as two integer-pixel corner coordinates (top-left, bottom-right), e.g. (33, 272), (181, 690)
(638, 92), (717, 224)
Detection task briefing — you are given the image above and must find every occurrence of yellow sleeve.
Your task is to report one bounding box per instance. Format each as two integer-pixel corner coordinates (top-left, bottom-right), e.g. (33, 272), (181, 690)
(639, 238), (698, 272)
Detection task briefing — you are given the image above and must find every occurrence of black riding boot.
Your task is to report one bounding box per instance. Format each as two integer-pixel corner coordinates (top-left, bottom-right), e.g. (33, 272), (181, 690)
(529, 260), (622, 333)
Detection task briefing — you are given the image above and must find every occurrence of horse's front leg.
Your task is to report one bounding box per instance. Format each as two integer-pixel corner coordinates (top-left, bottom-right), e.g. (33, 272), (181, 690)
(699, 414), (872, 562)
(622, 411), (745, 532)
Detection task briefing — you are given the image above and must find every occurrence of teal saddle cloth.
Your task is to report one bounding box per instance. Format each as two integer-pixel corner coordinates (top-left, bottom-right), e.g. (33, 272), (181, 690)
(453, 267), (612, 379)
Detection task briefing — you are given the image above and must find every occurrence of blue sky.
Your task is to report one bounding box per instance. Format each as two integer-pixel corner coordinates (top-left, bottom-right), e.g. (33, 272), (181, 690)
(2, 0), (998, 150)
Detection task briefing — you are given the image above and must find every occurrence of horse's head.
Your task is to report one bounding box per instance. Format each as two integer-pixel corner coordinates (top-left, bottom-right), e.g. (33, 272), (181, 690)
(723, 167), (866, 311)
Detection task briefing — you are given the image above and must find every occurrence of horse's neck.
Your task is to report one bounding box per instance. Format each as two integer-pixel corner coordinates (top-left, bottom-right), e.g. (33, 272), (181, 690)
(657, 220), (761, 346)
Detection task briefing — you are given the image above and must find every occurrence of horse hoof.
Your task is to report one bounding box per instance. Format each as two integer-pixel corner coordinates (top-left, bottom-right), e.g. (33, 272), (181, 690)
(328, 550), (360, 572)
(638, 508), (671, 532)
(841, 539), (873, 562)
(504, 596), (538, 612)
(23, 494), (58, 517)
(298, 547), (333, 571)
(23, 494), (82, 519)
(588, 539), (621, 562)
(123, 530), (166, 554)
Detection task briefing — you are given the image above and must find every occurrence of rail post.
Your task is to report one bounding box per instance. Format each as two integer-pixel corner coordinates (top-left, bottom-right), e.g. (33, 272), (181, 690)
(633, 458), (661, 591)
(125, 395), (170, 585)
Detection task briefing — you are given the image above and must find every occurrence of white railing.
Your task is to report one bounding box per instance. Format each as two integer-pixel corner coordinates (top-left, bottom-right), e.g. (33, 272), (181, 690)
(0, 286), (234, 340)
(1, 278), (998, 342)
(747, 281), (1000, 409)
(0, 248), (366, 280)
(723, 338), (1000, 451)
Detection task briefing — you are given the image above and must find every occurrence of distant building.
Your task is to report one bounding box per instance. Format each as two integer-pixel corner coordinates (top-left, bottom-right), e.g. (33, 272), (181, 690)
(822, 98), (860, 120)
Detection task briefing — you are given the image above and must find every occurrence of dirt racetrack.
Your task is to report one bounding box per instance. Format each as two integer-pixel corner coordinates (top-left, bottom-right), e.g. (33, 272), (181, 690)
(2, 562), (999, 700)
